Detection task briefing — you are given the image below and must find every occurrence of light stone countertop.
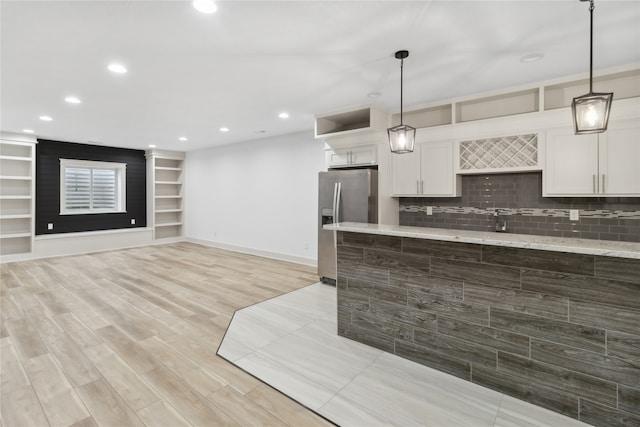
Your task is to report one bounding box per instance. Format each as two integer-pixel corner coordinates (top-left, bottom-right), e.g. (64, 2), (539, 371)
(324, 222), (640, 260)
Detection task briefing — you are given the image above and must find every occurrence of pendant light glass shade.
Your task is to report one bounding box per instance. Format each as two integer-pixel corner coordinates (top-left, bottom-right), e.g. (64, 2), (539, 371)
(572, 92), (613, 134)
(388, 124), (416, 154)
(388, 50), (416, 153)
(572, 0), (613, 134)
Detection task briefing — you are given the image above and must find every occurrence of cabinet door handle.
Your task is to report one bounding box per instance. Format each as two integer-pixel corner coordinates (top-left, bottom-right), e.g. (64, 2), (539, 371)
(416, 180), (420, 194)
(593, 174), (596, 194)
(420, 180), (424, 194)
(602, 174), (605, 194)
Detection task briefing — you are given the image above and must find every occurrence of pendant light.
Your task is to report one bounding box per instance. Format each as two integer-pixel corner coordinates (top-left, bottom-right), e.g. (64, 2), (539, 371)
(571, 0), (613, 134)
(388, 50), (416, 154)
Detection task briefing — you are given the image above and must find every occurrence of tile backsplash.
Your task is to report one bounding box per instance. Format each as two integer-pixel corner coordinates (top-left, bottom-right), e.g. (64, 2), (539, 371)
(399, 172), (640, 242)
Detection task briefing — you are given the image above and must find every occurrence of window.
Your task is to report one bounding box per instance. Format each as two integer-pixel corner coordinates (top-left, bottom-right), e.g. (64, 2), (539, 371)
(60, 159), (126, 214)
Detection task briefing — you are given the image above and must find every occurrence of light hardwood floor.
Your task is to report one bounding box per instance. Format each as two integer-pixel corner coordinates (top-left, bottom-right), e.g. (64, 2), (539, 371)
(0, 242), (333, 427)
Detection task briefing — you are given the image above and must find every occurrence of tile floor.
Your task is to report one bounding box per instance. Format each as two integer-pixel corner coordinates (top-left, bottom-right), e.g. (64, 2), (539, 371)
(217, 282), (592, 427)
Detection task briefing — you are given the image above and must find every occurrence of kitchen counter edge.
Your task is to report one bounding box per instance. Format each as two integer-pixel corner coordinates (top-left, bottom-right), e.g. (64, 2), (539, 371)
(323, 222), (640, 259)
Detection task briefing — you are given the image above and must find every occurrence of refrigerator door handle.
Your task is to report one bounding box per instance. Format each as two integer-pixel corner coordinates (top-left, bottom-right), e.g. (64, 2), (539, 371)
(335, 182), (342, 224)
(331, 182), (338, 224)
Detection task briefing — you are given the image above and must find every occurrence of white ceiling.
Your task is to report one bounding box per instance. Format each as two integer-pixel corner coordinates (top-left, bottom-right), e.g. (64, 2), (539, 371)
(2, 1), (639, 152)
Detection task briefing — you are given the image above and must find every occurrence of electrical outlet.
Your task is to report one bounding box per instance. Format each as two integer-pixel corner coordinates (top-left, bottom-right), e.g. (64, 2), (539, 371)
(569, 209), (580, 221)
(47, 223), (53, 230)
(426, 206), (433, 216)
(131, 218), (136, 225)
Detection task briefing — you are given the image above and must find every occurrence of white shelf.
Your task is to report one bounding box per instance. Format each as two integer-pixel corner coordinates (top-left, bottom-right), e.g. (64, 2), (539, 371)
(155, 195), (182, 199)
(155, 209), (182, 213)
(0, 176), (32, 180)
(0, 155), (32, 162)
(0, 214), (32, 219)
(155, 181), (182, 185)
(155, 166), (182, 171)
(0, 195), (31, 200)
(0, 232), (32, 239)
(155, 222), (183, 227)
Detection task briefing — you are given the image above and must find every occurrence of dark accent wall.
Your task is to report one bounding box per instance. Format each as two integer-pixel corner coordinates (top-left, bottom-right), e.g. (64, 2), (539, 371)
(36, 139), (146, 235)
(336, 231), (640, 427)
(400, 172), (640, 242)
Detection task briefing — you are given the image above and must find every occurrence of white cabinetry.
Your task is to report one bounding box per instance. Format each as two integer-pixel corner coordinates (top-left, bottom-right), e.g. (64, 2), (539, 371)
(457, 133), (540, 174)
(146, 150), (184, 240)
(0, 134), (36, 259)
(326, 145), (377, 168)
(391, 140), (460, 197)
(544, 119), (640, 196)
(315, 107), (386, 138)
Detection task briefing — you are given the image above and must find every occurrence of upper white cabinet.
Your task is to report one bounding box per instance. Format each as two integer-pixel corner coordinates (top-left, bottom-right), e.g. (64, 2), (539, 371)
(326, 145), (377, 168)
(0, 134), (36, 259)
(391, 140), (460, 197)
(543, 119), (640, 196)
(600, 120), (640, 195)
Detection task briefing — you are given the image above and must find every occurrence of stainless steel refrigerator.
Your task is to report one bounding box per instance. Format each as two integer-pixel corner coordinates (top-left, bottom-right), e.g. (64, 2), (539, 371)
(317, 169), (378, 284)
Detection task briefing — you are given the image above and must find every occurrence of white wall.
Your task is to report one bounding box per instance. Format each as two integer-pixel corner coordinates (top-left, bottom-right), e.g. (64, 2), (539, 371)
(184, 131), (326, 265)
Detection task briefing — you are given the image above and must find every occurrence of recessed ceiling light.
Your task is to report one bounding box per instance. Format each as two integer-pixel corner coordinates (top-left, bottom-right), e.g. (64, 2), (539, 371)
(367, 91), (382, 98)
(65, 96), (81, 104)
(193, 0), (217, 14)
(23, 129), (35, 134)
(255, 130), (267, 134)
(108, 63), (127, 74)
(148, 144), (157, 148)
(179, 137), (188, 141)
(520, 53), (544, 63)
(220, 127), (229, 132)
(39, 115), (52, 121)
(278, 112), (289, 119)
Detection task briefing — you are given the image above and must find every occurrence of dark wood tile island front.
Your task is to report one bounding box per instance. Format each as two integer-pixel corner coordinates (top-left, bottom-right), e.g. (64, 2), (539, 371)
(326, 222), (640, 427)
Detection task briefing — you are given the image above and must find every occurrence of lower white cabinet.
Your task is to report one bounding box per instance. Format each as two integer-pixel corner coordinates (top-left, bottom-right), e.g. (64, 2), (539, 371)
(326, 145), (377, 168)
(544, 119), (640, 196)
(391, 140), (460, 197)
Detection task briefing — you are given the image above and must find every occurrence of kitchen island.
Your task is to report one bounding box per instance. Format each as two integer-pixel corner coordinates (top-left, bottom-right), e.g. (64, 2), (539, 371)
(325, 222), (640, 427)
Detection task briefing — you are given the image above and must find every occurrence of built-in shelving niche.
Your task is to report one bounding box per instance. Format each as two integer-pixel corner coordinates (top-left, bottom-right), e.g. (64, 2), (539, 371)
(456, 88), (540, 122)
(0, 135), (36, 258)
(315, 106), (386, 138)
(544, 68), (640, 110)
(147, 151), (184, 241)
(388, 67), (639, 131)
(391, 104), (452, 128)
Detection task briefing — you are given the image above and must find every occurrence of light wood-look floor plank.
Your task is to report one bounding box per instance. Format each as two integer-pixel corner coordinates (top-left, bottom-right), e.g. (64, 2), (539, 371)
(83, 347), (160, 412)
(24, 354), (90, 427)
(76, 378), (145, 427)
(135, 400), (192, 427)
(142, 365), (239, 427)
(0, 337), (30, 394)
(0, 242), (329, 427)
(1, 385), (50, 427)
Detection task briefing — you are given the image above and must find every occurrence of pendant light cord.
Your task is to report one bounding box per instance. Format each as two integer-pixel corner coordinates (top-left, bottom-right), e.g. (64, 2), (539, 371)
(400, 58), (404, 125)
(589, 0), (594, 93)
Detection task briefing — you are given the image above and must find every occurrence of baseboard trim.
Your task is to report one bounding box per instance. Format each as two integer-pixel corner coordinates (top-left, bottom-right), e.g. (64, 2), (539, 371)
(186, 237), (317, 267)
